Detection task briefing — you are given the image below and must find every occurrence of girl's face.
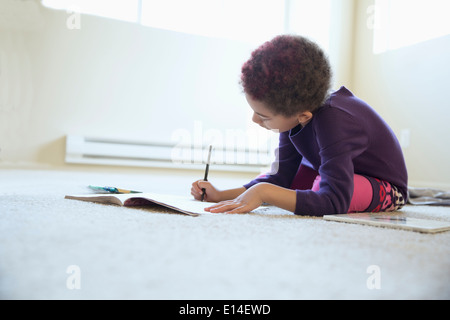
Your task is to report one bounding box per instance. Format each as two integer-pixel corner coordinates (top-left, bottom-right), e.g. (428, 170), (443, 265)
(246, 94), (312, 133)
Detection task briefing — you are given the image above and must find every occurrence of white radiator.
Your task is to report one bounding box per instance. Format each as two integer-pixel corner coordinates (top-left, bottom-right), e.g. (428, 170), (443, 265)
(65, 135), (273, 173)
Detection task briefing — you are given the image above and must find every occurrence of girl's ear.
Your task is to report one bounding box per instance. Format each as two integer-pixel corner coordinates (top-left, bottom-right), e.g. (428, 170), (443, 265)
(297, 111), (313, 126)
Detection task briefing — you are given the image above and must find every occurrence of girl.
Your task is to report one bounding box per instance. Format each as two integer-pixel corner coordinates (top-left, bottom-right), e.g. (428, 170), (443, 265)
(191, 35), (408, 216)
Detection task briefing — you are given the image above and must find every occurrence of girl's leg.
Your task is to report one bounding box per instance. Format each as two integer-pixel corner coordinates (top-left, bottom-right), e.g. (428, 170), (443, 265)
(311, 174), (405, 213)
(348, 175), (373, 213)
(290, 164), (319, 191)
(364, 177), (406, 213)
(311, 174), (372, 212)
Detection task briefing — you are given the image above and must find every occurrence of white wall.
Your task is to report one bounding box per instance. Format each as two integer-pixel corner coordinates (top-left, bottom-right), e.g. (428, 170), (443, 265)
(0, 1), (256, 168)
(351, 0), (450, 188)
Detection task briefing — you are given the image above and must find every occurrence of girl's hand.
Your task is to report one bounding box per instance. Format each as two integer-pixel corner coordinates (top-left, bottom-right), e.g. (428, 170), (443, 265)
(204, 184), (264, 214)
(191, 180), (222, 203)
(203, 183), (297, 214)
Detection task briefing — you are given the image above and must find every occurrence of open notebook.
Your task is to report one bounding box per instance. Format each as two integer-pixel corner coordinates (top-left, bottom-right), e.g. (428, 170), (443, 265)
(65, 192), (215, 216)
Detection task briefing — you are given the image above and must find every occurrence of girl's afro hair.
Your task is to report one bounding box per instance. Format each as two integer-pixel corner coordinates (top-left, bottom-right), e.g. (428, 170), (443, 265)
(240, 35), (332, 116)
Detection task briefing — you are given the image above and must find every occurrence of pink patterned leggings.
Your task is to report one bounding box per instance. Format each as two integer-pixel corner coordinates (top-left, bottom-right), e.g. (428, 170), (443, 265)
(291, 165), (405, 213)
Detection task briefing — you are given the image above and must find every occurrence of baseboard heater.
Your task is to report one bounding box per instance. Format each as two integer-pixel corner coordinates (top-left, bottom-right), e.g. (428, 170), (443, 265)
(65, 135), (272, 173)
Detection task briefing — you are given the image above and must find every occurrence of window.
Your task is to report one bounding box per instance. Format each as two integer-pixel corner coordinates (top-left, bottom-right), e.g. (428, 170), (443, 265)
(41, 0), (331, 47)
(41, 0), (141, 23)
(372, 0), (450, 54)
(285, 0), (331, 52)
(141, 0), (284, 45)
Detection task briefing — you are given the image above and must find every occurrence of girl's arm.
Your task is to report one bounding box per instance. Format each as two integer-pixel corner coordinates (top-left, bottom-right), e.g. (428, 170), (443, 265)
(205, 183), (297, 214)
(244, 131), (303, 190)
(191, 180), (246, 203)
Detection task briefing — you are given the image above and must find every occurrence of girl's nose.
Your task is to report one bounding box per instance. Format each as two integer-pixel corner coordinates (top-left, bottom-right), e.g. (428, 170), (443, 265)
(252, 112), (262, 125)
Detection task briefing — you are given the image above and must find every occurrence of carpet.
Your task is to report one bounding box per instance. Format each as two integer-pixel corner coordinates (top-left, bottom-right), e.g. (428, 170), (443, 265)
(1, 168), (449, 300)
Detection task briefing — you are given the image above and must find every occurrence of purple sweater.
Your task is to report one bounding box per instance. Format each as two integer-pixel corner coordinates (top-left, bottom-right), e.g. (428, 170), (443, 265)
(244, 87), (408, 216)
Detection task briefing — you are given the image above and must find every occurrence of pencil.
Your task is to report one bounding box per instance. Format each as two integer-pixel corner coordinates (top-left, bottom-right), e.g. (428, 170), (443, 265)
(201, 145), (213, 202)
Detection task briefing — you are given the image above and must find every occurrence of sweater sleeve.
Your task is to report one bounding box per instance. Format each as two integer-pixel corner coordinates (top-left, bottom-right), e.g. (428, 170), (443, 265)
(295, 109), (369, 216)
(244, 130), (302, 190)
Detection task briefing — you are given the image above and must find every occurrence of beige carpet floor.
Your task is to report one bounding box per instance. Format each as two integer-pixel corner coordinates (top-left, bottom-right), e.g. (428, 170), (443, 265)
(1, 168), (449, 300)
